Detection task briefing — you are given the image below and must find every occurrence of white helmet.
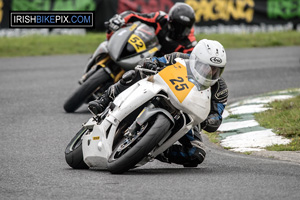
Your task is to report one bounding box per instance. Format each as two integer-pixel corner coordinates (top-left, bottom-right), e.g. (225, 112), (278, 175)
(187, 39), (227, 90)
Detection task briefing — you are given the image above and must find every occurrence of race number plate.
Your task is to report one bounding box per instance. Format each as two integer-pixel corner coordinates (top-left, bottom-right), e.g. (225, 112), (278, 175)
(128, 34), (146, 53)
(158, 63), (194, 103)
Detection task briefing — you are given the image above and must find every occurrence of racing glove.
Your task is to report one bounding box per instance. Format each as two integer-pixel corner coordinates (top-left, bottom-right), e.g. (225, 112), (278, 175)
(200, 114), (221, 132)
(143, 59), (159, 70)
(142, 58), (161, 75)
(105, 14), (125, 32)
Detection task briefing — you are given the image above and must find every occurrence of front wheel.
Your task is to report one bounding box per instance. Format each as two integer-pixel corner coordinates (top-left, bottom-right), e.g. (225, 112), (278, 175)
(107, 114), (171, 174)
(65, 127), (89, 169)
(63, 69), (112, 113)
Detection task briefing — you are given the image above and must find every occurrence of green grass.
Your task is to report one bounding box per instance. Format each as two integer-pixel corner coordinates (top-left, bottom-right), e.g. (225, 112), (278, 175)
(204, 130), (221, 144)
(0, 33), (106, 57)
(226, 114), (242, 119)
(205, 94), (300, 152)
(254, 95), (300, 151)
(1, 31), (300, 57)
(195, 31), (300, 48)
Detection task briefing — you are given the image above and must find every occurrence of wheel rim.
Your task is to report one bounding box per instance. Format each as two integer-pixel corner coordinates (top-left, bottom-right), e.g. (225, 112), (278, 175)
(110, 124), (148, 161)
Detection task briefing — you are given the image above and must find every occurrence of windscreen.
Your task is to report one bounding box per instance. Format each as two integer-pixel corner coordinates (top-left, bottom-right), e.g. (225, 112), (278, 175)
(119, 23), (158, 59)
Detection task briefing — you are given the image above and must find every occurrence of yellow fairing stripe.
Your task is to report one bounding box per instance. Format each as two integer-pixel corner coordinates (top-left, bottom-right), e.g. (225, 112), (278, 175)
(96, 56), (115, 79)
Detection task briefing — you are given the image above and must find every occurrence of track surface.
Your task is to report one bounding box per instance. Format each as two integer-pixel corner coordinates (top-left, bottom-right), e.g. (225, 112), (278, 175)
(1, 46), (300, 199)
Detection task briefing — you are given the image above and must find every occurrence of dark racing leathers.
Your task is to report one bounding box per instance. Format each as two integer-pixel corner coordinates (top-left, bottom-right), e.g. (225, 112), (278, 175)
(106, 11), (197, 56)
(89, 52), (228, 166)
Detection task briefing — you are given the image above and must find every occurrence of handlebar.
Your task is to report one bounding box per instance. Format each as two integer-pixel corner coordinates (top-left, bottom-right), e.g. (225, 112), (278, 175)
(135, 65), (157, 75)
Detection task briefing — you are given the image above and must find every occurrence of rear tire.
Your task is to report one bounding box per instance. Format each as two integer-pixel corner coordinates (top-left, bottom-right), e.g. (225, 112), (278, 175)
(63, 69), (111, 113)
(107, 114), (171, 174)
(65, 127), (89, 169)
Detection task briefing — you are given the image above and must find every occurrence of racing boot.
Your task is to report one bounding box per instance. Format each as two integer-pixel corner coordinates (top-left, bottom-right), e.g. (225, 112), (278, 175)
(155, 127), (206, 167)
(88, 87), (114, 115)
(88, 70), (139, 115)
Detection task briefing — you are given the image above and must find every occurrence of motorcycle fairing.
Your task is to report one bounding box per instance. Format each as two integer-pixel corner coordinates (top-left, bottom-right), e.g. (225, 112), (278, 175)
(128, 34), (147, 53)
(158, 62), (194, 103)
(82, 60), (210, 169)
(108, 22), (161, 70)
(82, 78), (164, 169)
(155, 58), (211, 124)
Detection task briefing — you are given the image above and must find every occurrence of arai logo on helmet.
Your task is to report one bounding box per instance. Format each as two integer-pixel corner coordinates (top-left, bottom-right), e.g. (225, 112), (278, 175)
(210, 57), (222, 64)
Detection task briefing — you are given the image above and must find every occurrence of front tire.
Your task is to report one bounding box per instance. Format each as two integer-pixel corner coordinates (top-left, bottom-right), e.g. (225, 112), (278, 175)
(65, 127), (89, 169)
(107, 114), (171, 174)
(63, 69), (112, 113)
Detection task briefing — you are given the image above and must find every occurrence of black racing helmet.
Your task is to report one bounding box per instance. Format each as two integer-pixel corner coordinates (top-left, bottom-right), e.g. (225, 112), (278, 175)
(167, 3), (195, 40)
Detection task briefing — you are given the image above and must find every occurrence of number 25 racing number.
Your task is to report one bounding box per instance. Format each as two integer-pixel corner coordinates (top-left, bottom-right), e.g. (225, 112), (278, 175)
(128, 34), (146, 53)
(159, 63), (194, 103)
(169, 77), (189, 91)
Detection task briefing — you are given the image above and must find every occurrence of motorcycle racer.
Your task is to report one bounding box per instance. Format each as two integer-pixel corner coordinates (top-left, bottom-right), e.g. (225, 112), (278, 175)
(89, 39), (228, 167)
(105, 2), (197, 56)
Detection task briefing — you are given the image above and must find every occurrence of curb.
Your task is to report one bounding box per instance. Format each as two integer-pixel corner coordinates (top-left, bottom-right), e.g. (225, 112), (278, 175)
(217, 88), (300, 164)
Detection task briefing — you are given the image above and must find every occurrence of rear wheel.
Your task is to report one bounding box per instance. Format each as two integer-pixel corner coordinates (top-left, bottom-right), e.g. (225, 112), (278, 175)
(63, 69), (112, 113)
(107, 114), (171, 174)
(65, 127), (89, 169)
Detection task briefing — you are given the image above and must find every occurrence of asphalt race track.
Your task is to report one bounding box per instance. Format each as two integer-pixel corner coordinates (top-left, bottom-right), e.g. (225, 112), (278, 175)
(1, 46), (300, 200)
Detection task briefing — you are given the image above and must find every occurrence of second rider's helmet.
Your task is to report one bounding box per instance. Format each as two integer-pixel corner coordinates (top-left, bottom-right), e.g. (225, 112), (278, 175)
(167, 3), (195, 40)
(187, 39), (227, 90)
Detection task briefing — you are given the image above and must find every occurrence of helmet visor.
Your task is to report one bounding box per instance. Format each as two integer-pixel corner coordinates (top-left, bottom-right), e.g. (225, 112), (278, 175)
(168, 20), (191, 39)
(187, 54), (224, 90)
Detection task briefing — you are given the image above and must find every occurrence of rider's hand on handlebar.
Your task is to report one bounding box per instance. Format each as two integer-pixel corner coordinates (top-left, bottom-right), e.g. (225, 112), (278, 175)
(141, 58), (161, 75)
(143, 59), (160, 71)
(106, 14), (125, 32)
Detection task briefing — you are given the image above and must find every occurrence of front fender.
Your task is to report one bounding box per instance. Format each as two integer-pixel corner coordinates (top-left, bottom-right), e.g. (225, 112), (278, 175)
(136, 107), (174, 127)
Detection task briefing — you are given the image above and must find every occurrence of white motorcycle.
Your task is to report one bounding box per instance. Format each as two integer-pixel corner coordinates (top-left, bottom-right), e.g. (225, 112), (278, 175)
(65, 58), (211, 174)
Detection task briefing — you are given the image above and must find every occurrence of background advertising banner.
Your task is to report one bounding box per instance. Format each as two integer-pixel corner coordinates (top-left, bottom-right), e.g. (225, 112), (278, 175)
(1, 0), (300, 33)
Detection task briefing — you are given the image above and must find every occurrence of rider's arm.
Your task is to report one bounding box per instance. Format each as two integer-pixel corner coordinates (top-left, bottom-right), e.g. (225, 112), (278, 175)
(151, 52), (190, 68)
(121, 11), (165, 26)
(107, 11), (165, 40)
(183, 28), (197, 53)
(172, 28), (197, 54)
(201, 77), (228, 132)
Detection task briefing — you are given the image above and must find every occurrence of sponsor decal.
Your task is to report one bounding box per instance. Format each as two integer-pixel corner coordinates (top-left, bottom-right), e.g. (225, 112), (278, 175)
(0, 0), (3, 23)
(186, 0), (255, 23)
(118, 0), (174, 13)
(210, 57), (222, 64)
(267, 0), (300, 19)
(93, 136), (100, 140)
(148, 47), (159, 54)
(216, 88), (228, 99)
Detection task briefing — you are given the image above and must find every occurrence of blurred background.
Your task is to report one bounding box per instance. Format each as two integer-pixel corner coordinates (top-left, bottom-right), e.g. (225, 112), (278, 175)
(1, 0), (300, 35)
(1, 0), (300, 57)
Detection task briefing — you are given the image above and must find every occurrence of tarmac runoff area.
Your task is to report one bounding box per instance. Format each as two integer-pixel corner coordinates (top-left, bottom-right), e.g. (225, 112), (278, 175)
(218, 88), (300, 164)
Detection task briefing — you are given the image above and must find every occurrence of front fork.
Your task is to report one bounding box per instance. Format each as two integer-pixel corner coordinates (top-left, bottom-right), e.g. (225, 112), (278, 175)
(79, 55), (125, 85)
